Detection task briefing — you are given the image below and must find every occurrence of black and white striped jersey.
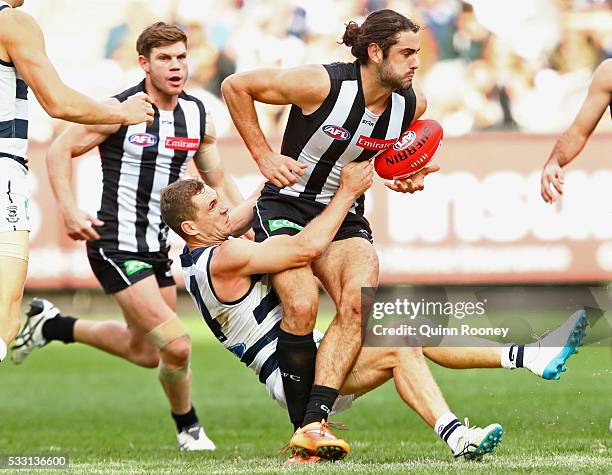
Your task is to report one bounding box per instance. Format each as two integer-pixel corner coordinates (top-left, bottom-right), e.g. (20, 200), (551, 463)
(0, 1), (28, 171)
(95, 80), (206, 253)
(181, 245), (282, 386)
(271, 60), (417, 215)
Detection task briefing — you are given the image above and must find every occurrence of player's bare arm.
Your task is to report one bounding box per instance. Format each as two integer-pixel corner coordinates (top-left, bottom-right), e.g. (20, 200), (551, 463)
(193, 112), (243, 208)
(386, 86), (439, 193)
(46, 119), (118, 241)
(0, 9), (153, 126)
(221, 65), (330, 187)
(413, 86), (428, 122)
(541, 59), (612, 203)
(210, 162), (373, 300)
(227, 182), (265, 238)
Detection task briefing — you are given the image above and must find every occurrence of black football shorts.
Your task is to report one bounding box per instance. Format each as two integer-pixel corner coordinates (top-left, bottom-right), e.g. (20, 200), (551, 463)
(86, 243), (175, 294)
(253, 188), (373, 244)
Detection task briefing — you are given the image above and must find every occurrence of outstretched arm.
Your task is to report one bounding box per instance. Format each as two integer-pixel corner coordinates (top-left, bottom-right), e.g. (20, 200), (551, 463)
(541, 60), (612, 203)
(0, 9), (153, 125)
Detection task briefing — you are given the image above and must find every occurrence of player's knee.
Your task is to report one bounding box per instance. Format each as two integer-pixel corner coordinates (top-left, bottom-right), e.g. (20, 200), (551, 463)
(158, 337), (191, 384)
(131, 348), (160, 368)
(125, 329), (160, 368)
(283, 295), (317, 327)
(160, 336), (191, 366)
(139, 353), (160, 368)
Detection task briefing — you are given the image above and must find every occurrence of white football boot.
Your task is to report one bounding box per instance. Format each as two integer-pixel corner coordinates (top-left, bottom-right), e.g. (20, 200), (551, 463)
(177, 423), (216, 451)
(523, 309), (588, 380)
(452, 420), (504, 461)
(11, 298), (59, 364)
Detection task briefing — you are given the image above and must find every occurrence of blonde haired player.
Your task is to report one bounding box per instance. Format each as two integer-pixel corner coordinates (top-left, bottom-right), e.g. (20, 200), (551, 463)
(160, 170), (587, 463)
(0, 0), (153, 363)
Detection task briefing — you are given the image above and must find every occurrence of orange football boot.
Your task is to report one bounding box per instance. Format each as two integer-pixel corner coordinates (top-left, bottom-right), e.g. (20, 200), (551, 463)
(288, 420), (350, 460)
(283, 451), (321, 465)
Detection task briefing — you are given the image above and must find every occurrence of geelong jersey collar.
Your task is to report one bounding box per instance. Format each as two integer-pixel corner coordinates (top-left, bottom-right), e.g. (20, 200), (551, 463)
(180, 245), (215, 267)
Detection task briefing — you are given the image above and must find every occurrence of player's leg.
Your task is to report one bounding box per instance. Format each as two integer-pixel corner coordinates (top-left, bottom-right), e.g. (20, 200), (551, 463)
(72, 251), (178, 369)
(302, 237), (378, 426)
(287, 237), (377, 460)
(342, 346), (449, 428)
(253, 192), (320, 431)
(75, 269), (167, 367)
(12, 246), (161, 367)
(155, 283), (190, 415)
(111, 276), (214, 450)
(0, 230), (29, 361)
(423, 308), (588, 380)
(342, 346), (504, 460)
(13, 277), (162, 368)
(1, 164), (32, 361)
(271, 266), (319, 431)
(423, 346), (502, 369)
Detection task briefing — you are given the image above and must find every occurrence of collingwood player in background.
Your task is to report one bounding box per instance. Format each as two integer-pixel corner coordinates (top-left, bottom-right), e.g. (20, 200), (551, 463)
(12, 22), (241, 450)
(0, 0), (153, 364)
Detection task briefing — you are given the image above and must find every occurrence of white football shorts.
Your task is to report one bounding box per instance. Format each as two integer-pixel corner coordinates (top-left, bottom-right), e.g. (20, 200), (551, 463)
(0, 159), (30, 233)
(266, 367), (354, 415)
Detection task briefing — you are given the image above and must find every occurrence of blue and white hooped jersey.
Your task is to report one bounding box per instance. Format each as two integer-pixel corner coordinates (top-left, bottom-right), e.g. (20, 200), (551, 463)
(181, 245), (283, 385)
(0, 1), (28, 171)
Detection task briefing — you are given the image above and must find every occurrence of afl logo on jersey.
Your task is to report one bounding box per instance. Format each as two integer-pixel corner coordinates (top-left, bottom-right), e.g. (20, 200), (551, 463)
(128, 133), (158, 147)
(322, 124), (351, 141)
(393, 131), (416, 151)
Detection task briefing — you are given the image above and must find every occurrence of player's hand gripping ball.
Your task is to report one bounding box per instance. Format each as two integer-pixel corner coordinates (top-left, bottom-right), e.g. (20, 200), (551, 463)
(374, 119), (443, 180)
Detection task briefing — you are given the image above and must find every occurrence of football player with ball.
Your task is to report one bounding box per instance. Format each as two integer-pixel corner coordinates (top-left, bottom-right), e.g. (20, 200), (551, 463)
(221, 8), (461, 458)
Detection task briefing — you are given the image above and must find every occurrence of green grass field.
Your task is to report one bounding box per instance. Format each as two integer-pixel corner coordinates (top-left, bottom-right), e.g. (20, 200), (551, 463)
(1, 314), (611, 474)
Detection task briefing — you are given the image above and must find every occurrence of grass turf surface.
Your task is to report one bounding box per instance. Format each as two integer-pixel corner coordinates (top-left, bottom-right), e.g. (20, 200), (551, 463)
(1, 315), (610, 474)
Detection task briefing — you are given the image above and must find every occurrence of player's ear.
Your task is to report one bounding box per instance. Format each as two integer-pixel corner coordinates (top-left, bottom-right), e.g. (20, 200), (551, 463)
(138, 55), (150, 73)
(368, 43), (383, 65)
(181, 220), (198, 237)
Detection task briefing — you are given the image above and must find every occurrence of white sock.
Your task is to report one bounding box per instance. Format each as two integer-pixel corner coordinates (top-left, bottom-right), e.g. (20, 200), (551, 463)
(0, 337), (7, 363)
(522, 343), (540, 367)
(435, 411), (465, 453)
(501, 343), (541, 371)
(501, 343), (524, 369)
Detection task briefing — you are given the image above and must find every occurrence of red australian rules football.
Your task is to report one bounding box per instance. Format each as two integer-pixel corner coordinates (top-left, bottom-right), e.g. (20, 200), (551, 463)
(374, 119), (443, 180)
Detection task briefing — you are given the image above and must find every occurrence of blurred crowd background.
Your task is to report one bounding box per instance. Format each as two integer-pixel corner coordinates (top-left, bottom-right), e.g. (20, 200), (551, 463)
(23, 0), (612, 141)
